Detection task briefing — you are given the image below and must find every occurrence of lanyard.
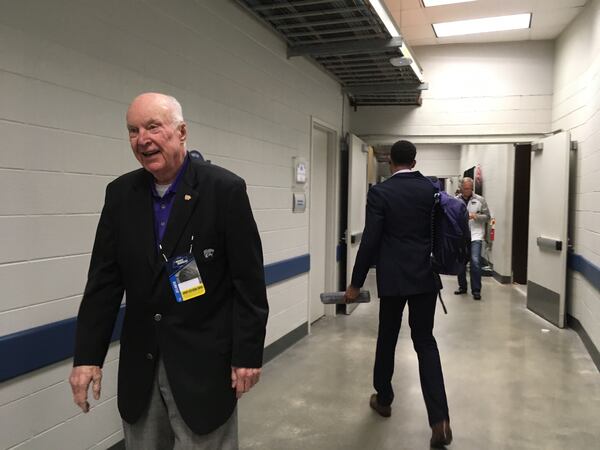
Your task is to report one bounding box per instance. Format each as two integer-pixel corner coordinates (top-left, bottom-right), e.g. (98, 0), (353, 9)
(158, 235), (194, 262)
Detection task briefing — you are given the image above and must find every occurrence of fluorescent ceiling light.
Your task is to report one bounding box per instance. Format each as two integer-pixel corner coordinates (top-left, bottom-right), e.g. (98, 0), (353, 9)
(433, 13), (531, 37)
(369, 0), (400, 37)
(423, 0), (476, 6)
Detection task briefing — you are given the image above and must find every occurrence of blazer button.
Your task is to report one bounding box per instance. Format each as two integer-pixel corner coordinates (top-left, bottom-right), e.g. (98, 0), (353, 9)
(146, 353), (154, 360)
(154, 313), (162, 322)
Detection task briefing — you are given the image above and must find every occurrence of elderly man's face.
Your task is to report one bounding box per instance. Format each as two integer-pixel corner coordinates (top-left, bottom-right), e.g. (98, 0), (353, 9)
(126, 94), (187, 183)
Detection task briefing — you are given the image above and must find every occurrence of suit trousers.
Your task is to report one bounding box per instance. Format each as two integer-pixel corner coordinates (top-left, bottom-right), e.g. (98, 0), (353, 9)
(373, 292), (449, 426)
(123, 358), (238, 450)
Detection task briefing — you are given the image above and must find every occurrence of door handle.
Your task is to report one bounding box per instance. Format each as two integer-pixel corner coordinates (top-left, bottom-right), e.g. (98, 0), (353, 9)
(351, 232), (363, 244)
(536, 236), (562, 251)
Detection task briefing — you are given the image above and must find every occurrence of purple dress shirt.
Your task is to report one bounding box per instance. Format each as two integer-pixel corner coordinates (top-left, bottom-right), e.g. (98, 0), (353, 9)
(150, 155), (190, 247)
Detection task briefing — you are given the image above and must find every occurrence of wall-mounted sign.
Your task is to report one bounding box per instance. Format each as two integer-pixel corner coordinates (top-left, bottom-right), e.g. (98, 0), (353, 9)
(292, 157), (308, 185)
(293, 192), (306, 213)
(296, 162), (306, 183)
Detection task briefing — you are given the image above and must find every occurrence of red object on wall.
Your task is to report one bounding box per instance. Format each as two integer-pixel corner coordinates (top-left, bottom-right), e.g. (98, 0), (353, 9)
(490, 228), (495, 241)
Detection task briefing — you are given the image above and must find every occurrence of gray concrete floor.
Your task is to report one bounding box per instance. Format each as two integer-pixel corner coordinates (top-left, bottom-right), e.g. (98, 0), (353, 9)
(239, 273), (600, 449)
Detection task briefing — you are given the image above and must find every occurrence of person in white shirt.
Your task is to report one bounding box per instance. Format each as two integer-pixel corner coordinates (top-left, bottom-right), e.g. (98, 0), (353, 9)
(454, 177), (490, 300)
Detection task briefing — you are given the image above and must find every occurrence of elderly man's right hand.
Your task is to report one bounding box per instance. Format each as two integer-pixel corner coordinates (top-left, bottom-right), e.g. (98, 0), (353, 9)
(69, 365), (102, 413)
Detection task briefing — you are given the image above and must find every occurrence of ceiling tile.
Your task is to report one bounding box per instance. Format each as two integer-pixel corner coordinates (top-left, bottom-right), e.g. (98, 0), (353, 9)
(532, 8), (581, 28)
(410, 37), (439, 46)
(400, 8), (431, 26)
(402, 25), (437, 40)
(533, 0), (586, 9)
(400, 0), (424, 8)
(530, 24), (566, 39)
(384, 0), (403, 7)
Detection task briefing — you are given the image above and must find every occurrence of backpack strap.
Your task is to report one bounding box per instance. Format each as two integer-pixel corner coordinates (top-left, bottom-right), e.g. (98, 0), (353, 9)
(437, 290), (448, 314)
(430, 192), (448, 315)
(430, 192), (440, 262)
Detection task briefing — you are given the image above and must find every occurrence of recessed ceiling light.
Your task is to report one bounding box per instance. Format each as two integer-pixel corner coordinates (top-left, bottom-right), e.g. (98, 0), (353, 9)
(389, 56), (414, 67)
(423, 0), (476, 6)
(433, 13), (532, 37)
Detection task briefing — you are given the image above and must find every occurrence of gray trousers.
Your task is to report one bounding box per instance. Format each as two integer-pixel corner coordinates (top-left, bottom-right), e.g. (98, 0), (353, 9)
(123, 358), (238, 450)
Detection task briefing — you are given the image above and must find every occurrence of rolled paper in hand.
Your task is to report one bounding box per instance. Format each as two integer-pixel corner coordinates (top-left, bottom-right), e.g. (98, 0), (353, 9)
(320, 290), (371, 304)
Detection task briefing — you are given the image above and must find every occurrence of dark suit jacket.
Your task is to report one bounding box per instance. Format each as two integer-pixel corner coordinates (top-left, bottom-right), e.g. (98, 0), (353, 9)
(74, 155), (269, 434)
(351, 171), (437, 297)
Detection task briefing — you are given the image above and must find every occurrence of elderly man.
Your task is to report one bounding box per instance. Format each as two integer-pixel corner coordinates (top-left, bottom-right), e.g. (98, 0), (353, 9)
(454, 177), (490, 300)
(69, 93), (268, 449)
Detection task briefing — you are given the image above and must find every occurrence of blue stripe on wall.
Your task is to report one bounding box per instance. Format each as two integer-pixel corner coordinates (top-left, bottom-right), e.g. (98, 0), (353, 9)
(0, 308), (126, 383)
(568, 252), (600, 293)
(0, 254), (310, 382)
(264, 254), (310, 285)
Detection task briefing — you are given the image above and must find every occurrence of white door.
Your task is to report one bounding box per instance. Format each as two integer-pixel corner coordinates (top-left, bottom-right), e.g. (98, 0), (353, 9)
(527, 132), (571, 328)
(345, 134), (369, 314)
(309, 127), (329, 323)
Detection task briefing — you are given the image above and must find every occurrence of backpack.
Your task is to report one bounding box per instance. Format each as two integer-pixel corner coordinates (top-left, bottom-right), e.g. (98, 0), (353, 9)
(430, 190), (471, 276)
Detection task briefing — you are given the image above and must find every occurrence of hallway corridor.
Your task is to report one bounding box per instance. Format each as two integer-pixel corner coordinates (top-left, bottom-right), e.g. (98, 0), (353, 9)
(239, 273), (600, 450)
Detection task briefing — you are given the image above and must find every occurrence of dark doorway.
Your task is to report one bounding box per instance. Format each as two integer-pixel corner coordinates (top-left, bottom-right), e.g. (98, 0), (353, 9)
(512, 144), (531, 284)
(338, 136), (349, 291)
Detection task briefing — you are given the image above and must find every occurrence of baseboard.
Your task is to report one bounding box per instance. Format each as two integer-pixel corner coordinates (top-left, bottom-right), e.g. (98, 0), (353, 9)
(108, 323), (309, 449)
(108, 441), (125, 450)
(263, 321), (308, 364)
(492, 271), (512, 284)
(567, 314), (600, 373)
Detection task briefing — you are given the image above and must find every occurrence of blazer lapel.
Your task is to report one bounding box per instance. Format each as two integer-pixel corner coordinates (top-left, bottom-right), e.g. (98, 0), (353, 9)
(130, 171), (157, 270)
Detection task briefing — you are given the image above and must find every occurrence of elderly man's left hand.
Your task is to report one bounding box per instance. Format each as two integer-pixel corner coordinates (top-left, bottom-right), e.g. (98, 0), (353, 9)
(231, 367), (261, 399)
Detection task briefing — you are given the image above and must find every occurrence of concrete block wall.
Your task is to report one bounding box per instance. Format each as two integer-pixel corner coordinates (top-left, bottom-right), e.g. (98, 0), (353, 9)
(460, 144), (515, 278)
(375, 144), (460, 183)
(553, 0), (600, 350)
(350, 40), (554, 142)
(414, 144), (461, 177)
(0, 0), (345, 448)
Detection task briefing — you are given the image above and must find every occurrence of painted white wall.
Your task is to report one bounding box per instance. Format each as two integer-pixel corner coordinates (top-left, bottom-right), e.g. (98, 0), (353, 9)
(350, 40), (554, 144)
(0, 0), (344, 448)
(460, 144), (515, 278)
(375, 144), (460, 182)
(553, 0), (600, 349)
(415, 144), (461, 177)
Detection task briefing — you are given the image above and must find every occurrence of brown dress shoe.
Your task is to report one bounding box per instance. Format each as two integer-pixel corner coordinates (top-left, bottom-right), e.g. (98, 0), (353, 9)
(369, 394), (391, 418)
(430, 420), (452, 448)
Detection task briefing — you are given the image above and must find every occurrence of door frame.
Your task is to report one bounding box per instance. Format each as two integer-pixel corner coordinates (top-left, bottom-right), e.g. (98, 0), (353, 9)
(308, 117), (339, 330)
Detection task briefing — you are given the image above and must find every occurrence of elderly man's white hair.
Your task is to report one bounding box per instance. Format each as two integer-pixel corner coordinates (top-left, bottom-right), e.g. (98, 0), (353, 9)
(130, 92), (184, 126)
(163, 94), (184, 126)
(461, 177), (474, 187)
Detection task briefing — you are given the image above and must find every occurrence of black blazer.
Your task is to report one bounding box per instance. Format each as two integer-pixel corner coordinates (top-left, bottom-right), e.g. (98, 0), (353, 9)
(74, 156), (269, 434)
(351, 171), (438, 297)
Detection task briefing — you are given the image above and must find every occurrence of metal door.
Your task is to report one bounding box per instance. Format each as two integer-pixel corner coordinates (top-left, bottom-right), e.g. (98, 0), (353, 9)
(345, 134), (369, 314)
(527, 132), (571, 327)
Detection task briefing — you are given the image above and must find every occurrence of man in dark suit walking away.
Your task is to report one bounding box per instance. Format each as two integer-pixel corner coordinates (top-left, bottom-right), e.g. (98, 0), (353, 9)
(69, 93), (268, 449)
(345, 140), (452, 448)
